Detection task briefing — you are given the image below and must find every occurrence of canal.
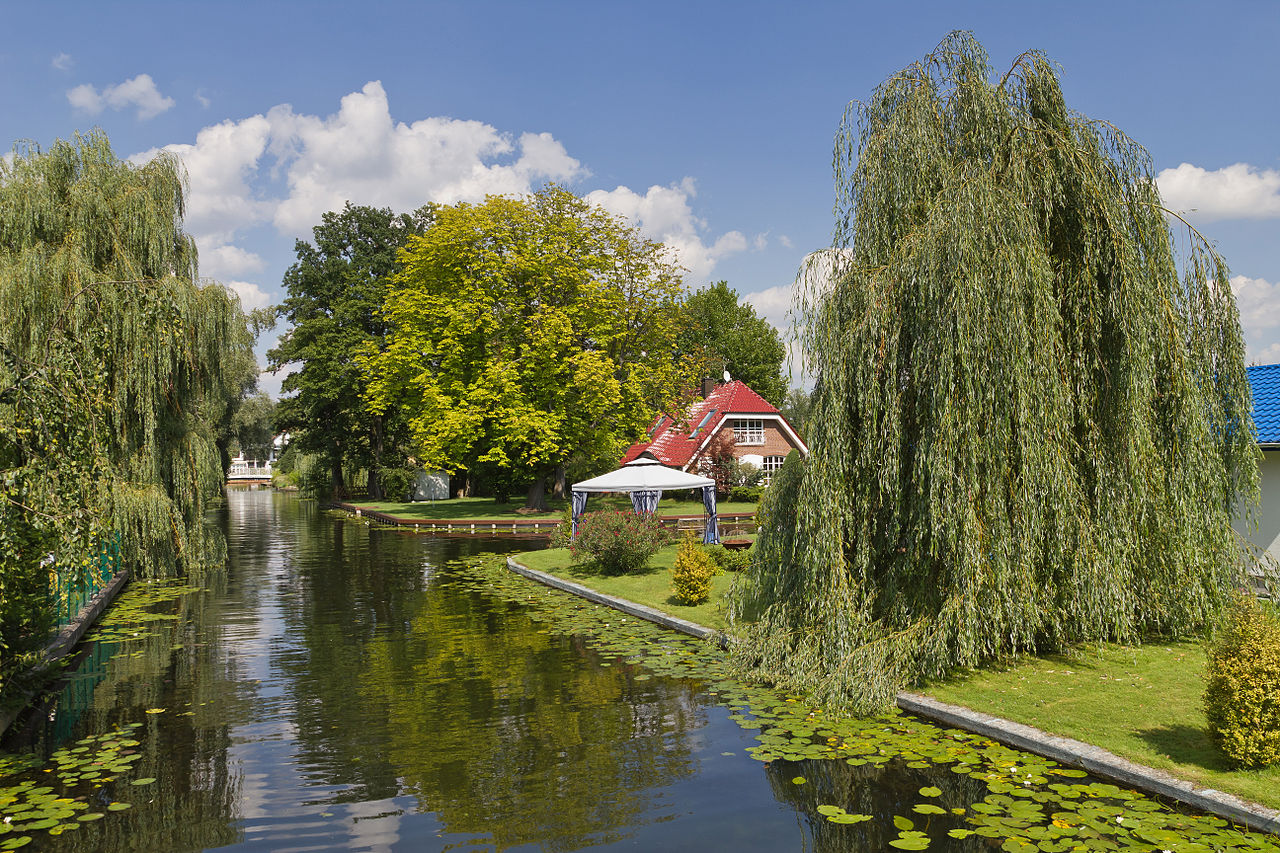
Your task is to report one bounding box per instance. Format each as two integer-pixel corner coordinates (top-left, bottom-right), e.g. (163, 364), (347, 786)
(1, 489), (1277, 851)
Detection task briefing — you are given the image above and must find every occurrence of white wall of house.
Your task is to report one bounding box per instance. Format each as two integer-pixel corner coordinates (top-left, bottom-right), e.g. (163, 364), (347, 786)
(1235, 449), (1280, 565)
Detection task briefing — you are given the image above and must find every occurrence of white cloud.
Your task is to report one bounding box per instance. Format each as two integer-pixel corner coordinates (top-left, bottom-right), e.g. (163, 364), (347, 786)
(195, 90), (211, 109)
(51, 53), (72, 71)
(201, 244), (266, 279)
(1231, 275), (1280, 365)
(67, 73), (175, 120)
(1157, 162), (1280, 222)
(222, 279), (272, 312)
(586, 178), (748, 282)
(779, 234), (794, 249)
(267, 82), (584, 235)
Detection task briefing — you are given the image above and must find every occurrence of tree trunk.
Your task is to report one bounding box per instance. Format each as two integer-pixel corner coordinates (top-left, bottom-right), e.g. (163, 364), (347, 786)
(367, 414), (385, 500)
(552, 465), (567, 499)
(524, 473), (550, 512)
(329, 455), (348, 501)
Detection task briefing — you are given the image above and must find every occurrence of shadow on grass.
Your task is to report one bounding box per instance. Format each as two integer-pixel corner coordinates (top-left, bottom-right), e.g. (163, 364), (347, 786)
(1134, 723), (1232, 772)
(561, 561), (664, 580)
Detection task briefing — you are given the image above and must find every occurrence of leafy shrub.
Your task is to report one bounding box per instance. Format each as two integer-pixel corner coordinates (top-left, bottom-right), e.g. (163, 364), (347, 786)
(547, 506), (573, 549)
(706, 544), (751, 572)
(296, 454), (331, 500)
(1204, 595), (1280, 768)
(570, 510), (668, 575)
(671, 536), (718, 605)
(377, 467), (416, 502)
(728, 485), (764, 504)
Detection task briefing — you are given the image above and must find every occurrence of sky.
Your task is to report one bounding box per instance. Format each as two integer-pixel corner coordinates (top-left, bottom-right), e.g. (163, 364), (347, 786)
(3, 1), (1279, 396)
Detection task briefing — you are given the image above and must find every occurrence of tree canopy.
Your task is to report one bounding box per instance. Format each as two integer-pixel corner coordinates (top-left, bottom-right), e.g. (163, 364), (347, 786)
(364, 186), (697, 509)
(270, 202), (434, 499)
(0, 132), (255, 687)
(731, 33), (1258, 713)
(681, 280), (788, 405)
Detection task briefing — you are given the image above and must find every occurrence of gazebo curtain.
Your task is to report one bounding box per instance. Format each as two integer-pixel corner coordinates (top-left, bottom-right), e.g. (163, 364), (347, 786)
(701, 485), (719, 544)
(570, 489), (589, 537)
(630, 489), (662, 514)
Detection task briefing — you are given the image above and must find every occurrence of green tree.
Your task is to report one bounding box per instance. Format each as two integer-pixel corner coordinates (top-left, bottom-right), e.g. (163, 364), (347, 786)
(269, 202), (434, 500)
(232, 392), (277, 462)
(681, 280), (787, 405)
(365, 186), (697, 510)
(731, 34), (1258, 713)
(0, 132), (254, 690)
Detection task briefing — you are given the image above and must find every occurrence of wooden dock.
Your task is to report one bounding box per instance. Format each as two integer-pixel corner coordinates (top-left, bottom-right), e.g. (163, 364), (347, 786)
(326, 502), (757, 537)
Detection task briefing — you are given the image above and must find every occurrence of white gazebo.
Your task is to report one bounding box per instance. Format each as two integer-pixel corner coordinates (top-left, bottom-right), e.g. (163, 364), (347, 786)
(571, 453), (720, 543)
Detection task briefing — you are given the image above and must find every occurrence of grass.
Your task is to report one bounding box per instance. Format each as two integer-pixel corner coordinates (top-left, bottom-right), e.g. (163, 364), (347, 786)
(513, 545), (738, 632)
(922, 640), (1280, 811)
(350, 495), (758, 522)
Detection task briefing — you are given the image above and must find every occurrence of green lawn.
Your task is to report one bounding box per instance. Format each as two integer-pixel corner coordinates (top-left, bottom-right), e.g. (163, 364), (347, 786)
(922, 640), (1280, 811)
(513, 545), (738, 632)
(350, 495), (758, 522)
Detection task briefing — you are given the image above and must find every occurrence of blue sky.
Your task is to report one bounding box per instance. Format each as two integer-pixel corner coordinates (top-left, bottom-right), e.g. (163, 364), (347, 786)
(3, 1), (1279, 394)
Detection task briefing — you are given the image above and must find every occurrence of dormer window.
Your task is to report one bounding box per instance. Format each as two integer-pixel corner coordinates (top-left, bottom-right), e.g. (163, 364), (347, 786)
(734, 419), (764, 445)
(690, 409), (717, 437)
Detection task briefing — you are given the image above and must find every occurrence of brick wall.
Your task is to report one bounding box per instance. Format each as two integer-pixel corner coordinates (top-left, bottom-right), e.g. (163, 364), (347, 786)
(693, 420), (800, 469)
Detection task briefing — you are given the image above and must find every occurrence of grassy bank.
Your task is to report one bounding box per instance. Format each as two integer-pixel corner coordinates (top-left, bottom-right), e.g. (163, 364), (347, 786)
(922, 641), (1280, 811)
(351, 495), (758, 522)
(513, 545), (737, 632)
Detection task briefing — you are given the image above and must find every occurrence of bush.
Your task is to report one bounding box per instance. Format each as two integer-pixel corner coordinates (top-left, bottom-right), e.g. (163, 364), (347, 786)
(569, 510), (668, 575)
(1204, 595), (1280, 768)
(706, 544), (751, 572)
(671, 536), (718, 605)
(376, 467), (416, 502)
(547, 506), (572, 549)
(728, 485), (764, 504)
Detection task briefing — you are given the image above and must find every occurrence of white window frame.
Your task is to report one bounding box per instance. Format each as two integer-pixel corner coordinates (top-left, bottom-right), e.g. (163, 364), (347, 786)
(761, 455), (786, 485)
(734, 418), (765, 445)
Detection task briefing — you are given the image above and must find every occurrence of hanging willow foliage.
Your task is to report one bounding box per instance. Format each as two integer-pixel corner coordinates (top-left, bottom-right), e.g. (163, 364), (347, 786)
(729, 33), (1259, 713)
(0, 130), (251, 611)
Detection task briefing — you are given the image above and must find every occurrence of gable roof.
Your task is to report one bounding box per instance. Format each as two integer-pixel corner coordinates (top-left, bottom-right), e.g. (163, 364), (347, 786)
(1249, 363), (1280, 446)
(621, 380), (804, 469)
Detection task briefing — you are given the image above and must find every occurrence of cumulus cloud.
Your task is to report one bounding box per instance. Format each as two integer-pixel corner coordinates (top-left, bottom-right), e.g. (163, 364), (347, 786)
(51, 53), (72, 71)
(267, 82), (584, 234)
(586, 178), (750, 282)
(67, 73), (175, 120)
(1231, 274), (1280, 365)
(221, 279), (272, 312)
(1158, 162), (1280, 222)
(201, 244), (266, 280)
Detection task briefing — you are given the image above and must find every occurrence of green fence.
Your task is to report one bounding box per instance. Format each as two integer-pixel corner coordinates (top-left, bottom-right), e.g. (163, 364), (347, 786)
(48, 532), (122, 633)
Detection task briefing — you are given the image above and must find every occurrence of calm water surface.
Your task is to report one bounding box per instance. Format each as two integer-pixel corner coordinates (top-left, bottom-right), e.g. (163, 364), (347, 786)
(5, 490), (1276, 852)
(4, 490), (844, 851)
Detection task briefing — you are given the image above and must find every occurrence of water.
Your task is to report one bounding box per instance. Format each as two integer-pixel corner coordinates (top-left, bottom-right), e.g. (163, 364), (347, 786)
(2, 490), (1277, 852)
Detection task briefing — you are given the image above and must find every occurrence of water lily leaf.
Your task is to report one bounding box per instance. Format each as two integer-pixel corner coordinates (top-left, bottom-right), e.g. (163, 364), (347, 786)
(0, 837), (32, 850)
(77, 813), (105, 822)
(816, 804), (844, 817)
(947, 829), (975, 839)
(791, 776), (806, 785)
(912, 804), (946, 815)
(918, 786), (942, 797)
(145, 708), (165, 714)
(889, 836), (930, 850)
(130, 778), (156, 786)
(893, 815), (915, 831)
(106, 802), (131, 811)
(829, 812), (872, 824)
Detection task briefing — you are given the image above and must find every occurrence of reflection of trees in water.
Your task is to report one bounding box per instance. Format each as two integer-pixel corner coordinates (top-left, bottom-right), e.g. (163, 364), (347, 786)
(764, 758), (990, 853)
(273, 518), (704, 851)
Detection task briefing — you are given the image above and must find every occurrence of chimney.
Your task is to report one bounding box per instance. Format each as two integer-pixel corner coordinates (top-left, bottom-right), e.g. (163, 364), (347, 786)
(700, 376), (716, 398)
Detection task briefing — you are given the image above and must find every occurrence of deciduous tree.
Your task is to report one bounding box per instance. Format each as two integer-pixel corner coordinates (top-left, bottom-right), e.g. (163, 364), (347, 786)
(270, 203), (434, 499)
(365, 186), (698, 510)
(681, 281), (787, 405)
(732, 34), (1258, 712)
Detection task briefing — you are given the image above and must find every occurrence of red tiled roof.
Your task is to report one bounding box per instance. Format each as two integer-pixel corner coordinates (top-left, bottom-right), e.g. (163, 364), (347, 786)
(620, 380), (787, 469)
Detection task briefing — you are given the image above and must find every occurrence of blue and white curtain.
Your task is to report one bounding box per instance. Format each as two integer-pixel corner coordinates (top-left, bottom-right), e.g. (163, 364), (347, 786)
(701, 485), (720, 544)
(629, 489), (662, 514)
(570, 489), (589, 538)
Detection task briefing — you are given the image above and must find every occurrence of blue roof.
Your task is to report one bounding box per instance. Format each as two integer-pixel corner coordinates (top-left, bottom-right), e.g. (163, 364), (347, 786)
(1248, 364), (1280, 445)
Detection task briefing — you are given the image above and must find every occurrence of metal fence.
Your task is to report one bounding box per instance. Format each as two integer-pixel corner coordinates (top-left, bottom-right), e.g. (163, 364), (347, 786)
(49, 532), (121, 631)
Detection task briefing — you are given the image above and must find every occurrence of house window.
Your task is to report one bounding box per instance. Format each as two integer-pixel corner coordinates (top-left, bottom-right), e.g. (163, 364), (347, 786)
(690, 409), (717, 438)
(734, 419), (764, 445)
(762, 455), (785, 484)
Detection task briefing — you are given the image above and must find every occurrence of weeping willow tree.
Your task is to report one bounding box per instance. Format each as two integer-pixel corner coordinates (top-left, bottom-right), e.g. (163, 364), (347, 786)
(730, 33), (1259, 713)
(0, 131), (252, 687)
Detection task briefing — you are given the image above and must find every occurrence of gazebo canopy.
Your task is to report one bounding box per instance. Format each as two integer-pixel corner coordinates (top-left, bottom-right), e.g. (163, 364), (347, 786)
(570, 453), (720, 543)
(571, 454), (714, 493)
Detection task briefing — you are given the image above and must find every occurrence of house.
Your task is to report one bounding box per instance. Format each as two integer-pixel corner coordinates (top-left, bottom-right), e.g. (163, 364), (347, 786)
(621, 379), (808, 481)
(1239, 364), (1280, 574)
